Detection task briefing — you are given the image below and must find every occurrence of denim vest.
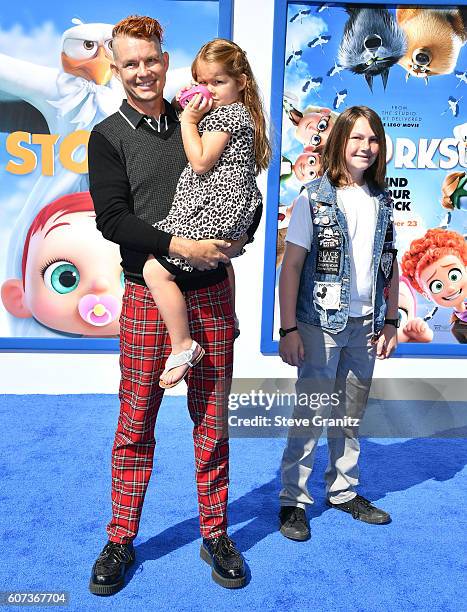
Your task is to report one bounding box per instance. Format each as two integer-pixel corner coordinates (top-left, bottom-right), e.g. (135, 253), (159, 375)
(296, 172), (396, 335)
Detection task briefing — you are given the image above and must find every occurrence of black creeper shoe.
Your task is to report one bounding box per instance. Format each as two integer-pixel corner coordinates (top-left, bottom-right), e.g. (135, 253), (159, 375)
(279, 506), (310, 541)
(200, 534), (246, 588)
(326, 494), (391, 524)
(89, 541), (135, 596)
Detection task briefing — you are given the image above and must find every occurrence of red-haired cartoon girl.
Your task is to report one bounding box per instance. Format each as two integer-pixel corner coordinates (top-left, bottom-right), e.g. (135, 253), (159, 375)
(401, 228), (467, 343)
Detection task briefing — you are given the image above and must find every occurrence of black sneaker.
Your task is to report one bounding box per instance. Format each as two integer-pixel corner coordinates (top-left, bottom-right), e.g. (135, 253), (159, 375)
(200, 534), (246, 588)
(326, 494), (391, 524)
(89, 541), (135, 596)
(279, 506), (310, 541)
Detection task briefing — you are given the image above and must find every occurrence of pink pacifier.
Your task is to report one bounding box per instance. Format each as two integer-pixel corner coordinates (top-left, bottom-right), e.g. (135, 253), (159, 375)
(78, 294), (120, 327)
(179, 85), (212, 109)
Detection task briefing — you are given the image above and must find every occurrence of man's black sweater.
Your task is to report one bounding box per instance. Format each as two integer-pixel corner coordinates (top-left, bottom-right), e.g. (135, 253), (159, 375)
(88, 99), (262, 291)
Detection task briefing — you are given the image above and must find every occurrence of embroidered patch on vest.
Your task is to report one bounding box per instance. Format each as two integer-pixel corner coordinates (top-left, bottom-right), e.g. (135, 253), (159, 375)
(316, 249), (341, 275)
(313, 281), (341, 311)
(380, 249), (396, 279)
(317, 227), (341, 249)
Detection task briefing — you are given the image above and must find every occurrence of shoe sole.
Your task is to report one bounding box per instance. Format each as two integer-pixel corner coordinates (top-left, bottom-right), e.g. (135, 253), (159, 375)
(159, 346), (205, 389)
(200, 545), (246, 588)
(89, 558), (135, 596)
(326, 501), (391, 525)
(279, 525), (311, 541)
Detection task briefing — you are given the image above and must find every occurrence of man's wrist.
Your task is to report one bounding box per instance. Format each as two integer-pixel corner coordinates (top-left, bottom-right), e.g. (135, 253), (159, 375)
(169, 236), (190, 259)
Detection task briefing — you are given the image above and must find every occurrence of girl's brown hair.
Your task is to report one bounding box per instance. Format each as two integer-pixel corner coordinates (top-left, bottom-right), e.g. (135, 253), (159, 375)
(192, 38), (271, 174)
(322, 106), (386, 189)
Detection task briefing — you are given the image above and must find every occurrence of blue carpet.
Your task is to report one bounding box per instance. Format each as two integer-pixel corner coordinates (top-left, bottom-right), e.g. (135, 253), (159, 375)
(1, 394), (466, 612)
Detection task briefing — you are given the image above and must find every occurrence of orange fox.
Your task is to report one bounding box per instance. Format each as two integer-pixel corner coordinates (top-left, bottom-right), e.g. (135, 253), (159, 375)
(397, 8), (467, 81)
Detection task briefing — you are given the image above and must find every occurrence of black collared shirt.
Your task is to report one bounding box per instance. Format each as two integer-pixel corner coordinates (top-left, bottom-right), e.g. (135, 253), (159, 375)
(89, 100), (262, 290)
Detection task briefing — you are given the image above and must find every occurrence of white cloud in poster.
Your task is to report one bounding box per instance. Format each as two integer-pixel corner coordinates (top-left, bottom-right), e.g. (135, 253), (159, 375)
(0, 22), (62, 68)
(0, 178), (37, 278)
(167, 48), (192, 71)
(395, 214), (428, 258)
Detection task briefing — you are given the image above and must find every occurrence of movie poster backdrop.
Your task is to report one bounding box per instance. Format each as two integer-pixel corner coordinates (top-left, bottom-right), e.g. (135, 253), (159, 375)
(264, 2), (467, 355)
(0, 0), (225, 349)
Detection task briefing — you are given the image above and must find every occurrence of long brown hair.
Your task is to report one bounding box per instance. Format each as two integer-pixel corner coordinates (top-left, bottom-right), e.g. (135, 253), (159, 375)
(323, 106), (386, 189)
(192, 38), (271, 174)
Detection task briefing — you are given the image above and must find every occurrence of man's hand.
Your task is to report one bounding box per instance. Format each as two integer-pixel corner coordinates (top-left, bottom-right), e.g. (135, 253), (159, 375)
(219, 234), (248, 259)
(376, 324), (398, 359)
(279, 332), (304, 367)
(170, 237), (231, 270)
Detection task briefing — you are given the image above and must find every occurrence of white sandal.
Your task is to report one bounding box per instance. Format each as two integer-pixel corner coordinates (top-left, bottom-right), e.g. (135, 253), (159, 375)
(159, 341), (205, 389)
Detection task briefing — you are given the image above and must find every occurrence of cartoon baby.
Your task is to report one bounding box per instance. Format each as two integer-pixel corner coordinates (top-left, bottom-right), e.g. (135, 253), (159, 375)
(401, 228), (467, 343)
(1, 192), (123, 336)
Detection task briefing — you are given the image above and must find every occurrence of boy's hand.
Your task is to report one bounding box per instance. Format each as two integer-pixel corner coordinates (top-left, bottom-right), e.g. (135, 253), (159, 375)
(376, 324), (398, 359)
(279, 331), (304, 367)
(181, 93), (213, 125)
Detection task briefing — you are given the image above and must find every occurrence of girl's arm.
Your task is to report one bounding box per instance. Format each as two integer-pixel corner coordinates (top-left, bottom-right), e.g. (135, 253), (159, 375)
(279, 242), (308, 367)
(180, 94), (230, 174)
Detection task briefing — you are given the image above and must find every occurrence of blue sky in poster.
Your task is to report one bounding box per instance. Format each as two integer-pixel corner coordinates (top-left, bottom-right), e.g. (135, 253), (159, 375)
(0, 0), (217, 65)
(278, 3), (467, 344)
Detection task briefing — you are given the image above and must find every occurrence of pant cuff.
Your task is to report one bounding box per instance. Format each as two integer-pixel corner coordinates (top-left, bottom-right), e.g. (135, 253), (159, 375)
(328, 491), (357, 505)
(280, 502), (308, 510)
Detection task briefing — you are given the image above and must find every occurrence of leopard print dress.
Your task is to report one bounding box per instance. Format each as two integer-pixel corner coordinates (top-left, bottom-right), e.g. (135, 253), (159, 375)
(154, 102), (262, 272)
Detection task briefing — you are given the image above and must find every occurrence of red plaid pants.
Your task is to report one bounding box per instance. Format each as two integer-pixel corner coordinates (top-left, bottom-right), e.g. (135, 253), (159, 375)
(107, 278), (234, 543)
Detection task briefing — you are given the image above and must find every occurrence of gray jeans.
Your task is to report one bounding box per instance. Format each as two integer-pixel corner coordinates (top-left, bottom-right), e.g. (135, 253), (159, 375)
(280, 316), (376, 506)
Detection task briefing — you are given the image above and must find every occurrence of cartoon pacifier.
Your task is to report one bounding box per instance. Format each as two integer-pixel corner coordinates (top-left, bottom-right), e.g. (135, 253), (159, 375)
(78, 294), (120, 327)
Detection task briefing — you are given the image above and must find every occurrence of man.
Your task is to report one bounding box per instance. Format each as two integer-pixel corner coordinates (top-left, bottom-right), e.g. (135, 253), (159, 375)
(88, 15), (260, 594)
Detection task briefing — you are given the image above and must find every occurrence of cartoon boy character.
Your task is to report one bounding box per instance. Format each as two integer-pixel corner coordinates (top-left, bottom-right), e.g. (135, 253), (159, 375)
(293, 146), (324, 183)
(294, 109), (334, 150)
(401, 228), (467, 343)
(398, 274), (433, 342)
(283, 99), (336, 150)
(281, 147), (324, 185)
(1, 192), (123, 336)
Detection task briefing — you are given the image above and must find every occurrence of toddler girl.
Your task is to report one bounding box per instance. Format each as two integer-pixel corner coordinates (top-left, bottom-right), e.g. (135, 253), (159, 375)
(143, 38), (270, 388)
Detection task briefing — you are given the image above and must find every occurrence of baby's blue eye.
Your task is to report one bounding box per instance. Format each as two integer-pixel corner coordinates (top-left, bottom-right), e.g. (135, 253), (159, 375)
(43, 261), (80, 294)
